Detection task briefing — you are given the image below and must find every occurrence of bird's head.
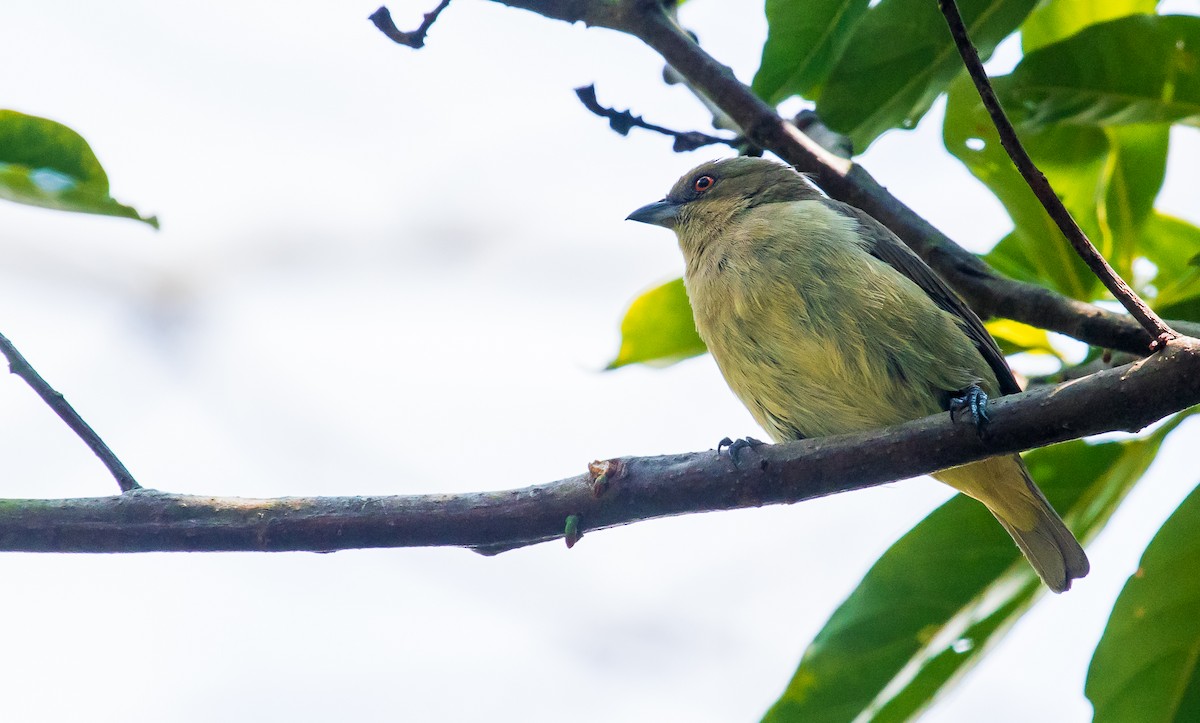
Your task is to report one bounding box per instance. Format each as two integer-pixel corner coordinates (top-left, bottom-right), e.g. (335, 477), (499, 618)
(626, 157), (817, 237)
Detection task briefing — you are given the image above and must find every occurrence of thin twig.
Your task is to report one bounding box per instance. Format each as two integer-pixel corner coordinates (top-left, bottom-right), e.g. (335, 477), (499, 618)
(0, 332), (140, 492)
(369, 1), (452, 49)
(0, 338), (1196, 553)
(936, 0), (1177, 350)
(574, 85), (739, 152)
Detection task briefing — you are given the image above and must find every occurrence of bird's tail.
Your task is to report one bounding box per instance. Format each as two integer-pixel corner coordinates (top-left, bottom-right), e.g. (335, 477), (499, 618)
(933, 455), (1089, 593)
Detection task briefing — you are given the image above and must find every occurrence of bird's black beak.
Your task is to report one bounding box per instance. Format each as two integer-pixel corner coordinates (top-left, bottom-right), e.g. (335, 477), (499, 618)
(626, 199), (679, 229)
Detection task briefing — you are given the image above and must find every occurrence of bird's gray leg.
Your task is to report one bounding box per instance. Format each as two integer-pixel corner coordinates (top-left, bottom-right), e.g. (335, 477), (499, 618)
(718, 436), (766, 467)
(949, 384), (990, 436)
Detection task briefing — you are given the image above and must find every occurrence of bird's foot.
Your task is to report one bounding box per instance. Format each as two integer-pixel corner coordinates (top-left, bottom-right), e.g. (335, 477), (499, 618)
(949, 384), (990, 436)
(718, 436), (765, 468)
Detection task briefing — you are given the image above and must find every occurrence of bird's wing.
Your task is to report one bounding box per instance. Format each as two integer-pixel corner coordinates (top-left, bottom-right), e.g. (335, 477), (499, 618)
(823, 199), (1022, 396)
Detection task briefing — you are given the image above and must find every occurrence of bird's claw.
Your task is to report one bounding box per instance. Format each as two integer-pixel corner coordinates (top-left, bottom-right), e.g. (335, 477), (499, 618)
(718, 436), (765, 468)
(949, 384), (990, 436)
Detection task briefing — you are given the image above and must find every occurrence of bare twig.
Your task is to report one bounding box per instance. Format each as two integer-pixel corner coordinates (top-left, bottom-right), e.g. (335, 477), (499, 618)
(369, 1), (452, 49)
(0, 338), (1197, 553)
(0, 332), (139, 492)
(575, 85), (739, 152)
(936, 0), (1177, 350)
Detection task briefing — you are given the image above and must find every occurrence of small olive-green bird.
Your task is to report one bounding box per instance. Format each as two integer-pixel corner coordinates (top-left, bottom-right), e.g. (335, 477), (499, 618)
(627, 157), (1089, 593)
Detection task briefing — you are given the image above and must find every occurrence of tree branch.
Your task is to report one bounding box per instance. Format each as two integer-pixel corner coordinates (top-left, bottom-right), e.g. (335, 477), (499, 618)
(0, 331), (140, 493)
(575, 85), (740, 152)
(369, 1), (452, 49)
(936, 0), (1176, 349)
(462, 0), (1200, 356)
(3, 339), (1198, 554)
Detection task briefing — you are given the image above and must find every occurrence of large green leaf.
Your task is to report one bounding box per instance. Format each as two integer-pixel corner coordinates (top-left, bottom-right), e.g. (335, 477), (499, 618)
(752, 0), (870, 105)
(761, 410), (1197, 723)
(1001, 15), (1200, 129)
(817, 0), (1037, 151)
(1099, 124), (1170, 278)
(0, 110), (157, 228)
(1087, 472), (1200, 722)
(945, 75), (1106, 299)
(943, 76), (1167, 300)
(1020, 0), (1157, 53)
(946, 4), (1171, 297)
(1141, 213), (1200, 318)
(985, 318), (1065, 359)
(607, 277), (706, 369)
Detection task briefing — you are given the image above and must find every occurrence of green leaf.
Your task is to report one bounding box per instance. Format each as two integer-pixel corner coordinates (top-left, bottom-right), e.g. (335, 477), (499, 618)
(944, 77), (1167, 300)
(1157, 295), (1200, 325)
(607, 278), (706, 369)
(0, 110), (157, 228)
(945, 74), (1107, 299)
(1141, 214), (1200, 317)
(1021, 0), (1157, 53)
(752, 0), (871, 105)
(1001, 15), (1200, 129)
(984, 318), (1064, 359)
(1101, 124), (1169, 276)
(1087, 472), (1200, 722)
(817, 0), (1037, 151)
(761, 410), (1197, 723)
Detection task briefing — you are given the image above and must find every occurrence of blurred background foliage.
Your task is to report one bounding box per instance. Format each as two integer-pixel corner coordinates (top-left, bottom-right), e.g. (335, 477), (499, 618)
(0, 110), (157, 229)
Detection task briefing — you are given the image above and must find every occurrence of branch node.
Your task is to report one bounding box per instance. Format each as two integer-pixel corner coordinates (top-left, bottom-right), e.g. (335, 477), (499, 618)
(1150, 332), (1176, 353)
(564, 514), (583, 548)
(588, 458), (621, 497)
(369, 1), (451, 49)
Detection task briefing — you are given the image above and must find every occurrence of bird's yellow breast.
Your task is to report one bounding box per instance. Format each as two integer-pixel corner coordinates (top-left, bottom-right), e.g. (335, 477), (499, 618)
(680, 201), (990, 441)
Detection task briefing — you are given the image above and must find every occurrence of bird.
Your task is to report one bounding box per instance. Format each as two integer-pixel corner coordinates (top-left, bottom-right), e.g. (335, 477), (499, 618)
(626, 156), (1089, 593)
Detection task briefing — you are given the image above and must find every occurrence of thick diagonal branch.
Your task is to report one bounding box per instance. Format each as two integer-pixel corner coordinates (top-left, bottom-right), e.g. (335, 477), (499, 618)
(479, 0), (1200, 355)
(2, 339), (1197, 554)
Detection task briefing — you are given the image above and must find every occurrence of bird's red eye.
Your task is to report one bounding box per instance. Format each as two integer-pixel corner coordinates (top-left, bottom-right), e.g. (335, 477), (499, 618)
(694, 175), (714, 192)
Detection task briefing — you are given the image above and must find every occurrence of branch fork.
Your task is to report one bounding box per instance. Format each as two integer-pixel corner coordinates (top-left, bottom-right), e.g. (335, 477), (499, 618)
(936, 0), (1177, 349)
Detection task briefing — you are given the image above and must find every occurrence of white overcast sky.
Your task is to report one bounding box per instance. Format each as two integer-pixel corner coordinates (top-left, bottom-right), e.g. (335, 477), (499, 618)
(0, 1), (1198, 721)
